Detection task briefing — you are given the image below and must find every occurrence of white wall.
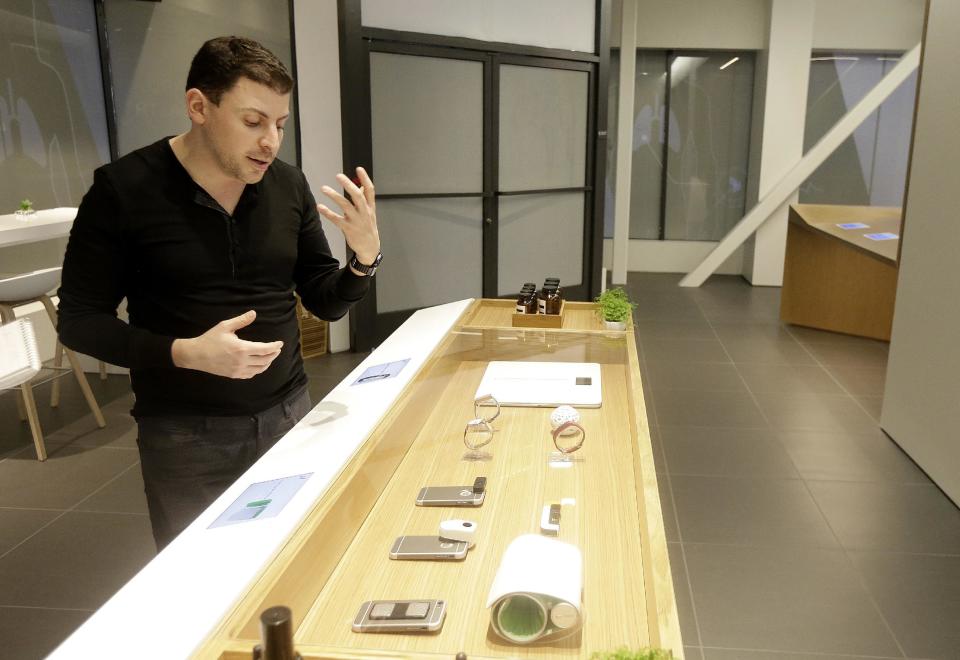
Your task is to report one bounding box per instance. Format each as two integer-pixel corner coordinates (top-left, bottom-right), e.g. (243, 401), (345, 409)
(294, 0), (350, 353)
(812, 0), (925, 51)
(628, 0), (768, 49)
(881, 0), (960, 506)
(617, 0), (923, 51)
(604, 239), (745, 274)
(361, 0), (596, 52)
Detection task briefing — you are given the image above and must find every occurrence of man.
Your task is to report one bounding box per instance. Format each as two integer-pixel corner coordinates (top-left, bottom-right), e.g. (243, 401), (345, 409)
(57, 36), (381, 550)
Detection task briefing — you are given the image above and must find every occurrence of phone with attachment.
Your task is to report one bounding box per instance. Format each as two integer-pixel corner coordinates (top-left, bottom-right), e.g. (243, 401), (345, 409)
(390, 535), (469, 560)
(352, 599), (446, 633)
(415, 485), (485, 507)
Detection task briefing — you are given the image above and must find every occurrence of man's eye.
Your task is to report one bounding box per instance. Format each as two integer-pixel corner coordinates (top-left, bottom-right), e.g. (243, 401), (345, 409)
(245, 120), (259, 127)
(277, 125), (285, 132)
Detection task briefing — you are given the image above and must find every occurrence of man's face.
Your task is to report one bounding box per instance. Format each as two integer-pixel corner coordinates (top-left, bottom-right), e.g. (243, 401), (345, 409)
(200, 77), (290, 184)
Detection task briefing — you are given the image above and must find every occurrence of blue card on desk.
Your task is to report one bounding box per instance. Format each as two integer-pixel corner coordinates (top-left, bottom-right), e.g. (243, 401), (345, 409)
(864, 232), (898, 240)
(352, 358), (410, 385)
(837, 222), (869, 229)
(209, 473), (312, 528)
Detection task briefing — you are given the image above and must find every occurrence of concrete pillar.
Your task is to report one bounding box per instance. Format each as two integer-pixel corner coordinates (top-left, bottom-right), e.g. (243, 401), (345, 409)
(611, 0), (637, 285)
(742, 0), (815, 285)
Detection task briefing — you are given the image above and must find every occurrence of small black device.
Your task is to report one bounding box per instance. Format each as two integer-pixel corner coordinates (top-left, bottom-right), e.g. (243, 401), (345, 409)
(472, 476), (487, 494)
(349, 251), (382, 276)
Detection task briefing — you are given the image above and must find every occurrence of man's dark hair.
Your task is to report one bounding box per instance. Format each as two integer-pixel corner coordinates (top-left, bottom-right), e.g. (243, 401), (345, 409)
(186, 36), (294, 104)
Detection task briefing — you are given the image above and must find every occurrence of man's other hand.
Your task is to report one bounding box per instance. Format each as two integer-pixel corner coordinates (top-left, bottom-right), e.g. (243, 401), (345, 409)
(317, 166), (380, 271)
(171, 310), (283, 379)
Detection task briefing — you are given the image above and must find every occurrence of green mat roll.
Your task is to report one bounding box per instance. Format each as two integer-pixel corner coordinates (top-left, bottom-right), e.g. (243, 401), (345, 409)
(494, 594), (548, 643)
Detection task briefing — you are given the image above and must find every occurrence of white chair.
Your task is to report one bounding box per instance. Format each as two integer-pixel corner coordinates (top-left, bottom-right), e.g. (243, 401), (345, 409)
(0, 267), (105, 461)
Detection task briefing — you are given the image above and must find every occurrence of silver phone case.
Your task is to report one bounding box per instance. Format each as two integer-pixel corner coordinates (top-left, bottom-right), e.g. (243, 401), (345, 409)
(351, 599), (446, 633)
(389, 535), (468, 560)
(415, 486), (485, 507)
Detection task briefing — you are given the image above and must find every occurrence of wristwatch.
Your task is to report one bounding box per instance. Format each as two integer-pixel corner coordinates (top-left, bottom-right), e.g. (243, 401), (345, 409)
(349, 251), (382, 276)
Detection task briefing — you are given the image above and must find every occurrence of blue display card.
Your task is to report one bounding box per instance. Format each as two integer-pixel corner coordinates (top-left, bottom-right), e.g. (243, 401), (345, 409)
(864, 232), (899, 241)
(209, 473), (312, 528)
(837, 222), (869, 229)
(351, 358), (410, 385)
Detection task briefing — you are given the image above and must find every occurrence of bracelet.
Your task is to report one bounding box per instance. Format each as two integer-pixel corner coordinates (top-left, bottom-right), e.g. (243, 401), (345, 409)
(474, 393), (501, 423)
(551, 421), (585, 454)
(463, 418), (495, 450)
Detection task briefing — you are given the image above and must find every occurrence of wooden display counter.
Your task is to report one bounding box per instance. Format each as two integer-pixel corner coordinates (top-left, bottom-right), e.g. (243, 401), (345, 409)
(196, 299), (679, 659)
(48, 299), (675, 659)
(780, 204), (901, 341)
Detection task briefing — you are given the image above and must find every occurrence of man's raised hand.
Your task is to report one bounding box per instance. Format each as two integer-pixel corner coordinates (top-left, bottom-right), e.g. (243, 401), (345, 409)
(316, 166), (380, 270)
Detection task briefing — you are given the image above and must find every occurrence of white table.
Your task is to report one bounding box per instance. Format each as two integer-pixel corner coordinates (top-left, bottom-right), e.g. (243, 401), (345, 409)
(47, 299), (473, 660)
(0, 207), (77, 249)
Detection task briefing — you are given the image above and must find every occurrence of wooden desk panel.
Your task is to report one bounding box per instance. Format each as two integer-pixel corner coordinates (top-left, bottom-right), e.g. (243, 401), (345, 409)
(781, 205), (900, 341)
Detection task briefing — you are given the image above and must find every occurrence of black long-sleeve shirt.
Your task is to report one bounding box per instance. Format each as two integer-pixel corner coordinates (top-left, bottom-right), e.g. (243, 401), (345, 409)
(58, 137), (370, 417)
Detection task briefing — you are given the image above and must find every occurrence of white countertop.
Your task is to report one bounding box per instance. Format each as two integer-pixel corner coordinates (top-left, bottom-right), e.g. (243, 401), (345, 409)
(47, 298), (473, 660)
(0, 207), (76, 249)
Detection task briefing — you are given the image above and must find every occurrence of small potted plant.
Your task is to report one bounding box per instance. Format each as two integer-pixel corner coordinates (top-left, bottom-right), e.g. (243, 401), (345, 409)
(595, 287), (636, 331)
(15, 198), (36, 220)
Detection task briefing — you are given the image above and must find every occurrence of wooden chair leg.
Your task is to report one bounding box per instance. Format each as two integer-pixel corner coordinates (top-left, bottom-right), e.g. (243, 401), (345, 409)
(15, 389), (28, 421)
(63, 346), (106, 428)
(51, 340), (64, 408)
(19, 382), (47, 461)
(40, 295), (106, 428)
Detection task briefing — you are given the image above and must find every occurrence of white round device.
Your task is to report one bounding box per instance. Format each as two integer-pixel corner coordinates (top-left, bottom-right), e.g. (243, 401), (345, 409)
(550, 601), (579, 629)
(439, 519), (477, 546)
(550, 405), (582, 436)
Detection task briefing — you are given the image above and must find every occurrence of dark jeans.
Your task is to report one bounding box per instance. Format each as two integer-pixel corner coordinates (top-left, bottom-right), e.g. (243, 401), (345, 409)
(135, 387), (312, 550)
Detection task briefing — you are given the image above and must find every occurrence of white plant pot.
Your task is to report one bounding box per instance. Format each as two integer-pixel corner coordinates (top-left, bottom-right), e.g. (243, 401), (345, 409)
(603, 320), (627, 331)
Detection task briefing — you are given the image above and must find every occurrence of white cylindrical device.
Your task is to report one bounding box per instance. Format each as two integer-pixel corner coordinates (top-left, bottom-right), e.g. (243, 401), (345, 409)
(439, 519), (477, 546)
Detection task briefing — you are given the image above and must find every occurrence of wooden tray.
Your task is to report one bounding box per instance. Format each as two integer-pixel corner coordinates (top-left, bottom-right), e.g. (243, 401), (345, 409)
(512, 300), (566, 328)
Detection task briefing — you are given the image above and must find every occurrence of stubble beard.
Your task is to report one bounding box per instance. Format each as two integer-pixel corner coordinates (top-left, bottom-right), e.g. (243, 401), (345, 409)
(204, 130), (257, 184)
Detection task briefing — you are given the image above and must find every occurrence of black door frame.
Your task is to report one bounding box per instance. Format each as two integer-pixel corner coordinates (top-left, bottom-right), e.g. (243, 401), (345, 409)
(338, 0), (610, 351)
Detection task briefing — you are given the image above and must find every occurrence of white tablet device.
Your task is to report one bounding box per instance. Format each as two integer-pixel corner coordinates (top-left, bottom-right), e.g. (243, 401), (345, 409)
(475, 361), (602, 408)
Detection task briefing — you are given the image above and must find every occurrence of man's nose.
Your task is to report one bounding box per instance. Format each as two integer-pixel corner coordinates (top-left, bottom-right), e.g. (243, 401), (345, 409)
(260, 126), (280, 153)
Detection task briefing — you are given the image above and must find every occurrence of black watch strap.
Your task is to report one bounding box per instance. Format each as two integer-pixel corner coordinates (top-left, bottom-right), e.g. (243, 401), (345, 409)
(349, 251), (382, 276)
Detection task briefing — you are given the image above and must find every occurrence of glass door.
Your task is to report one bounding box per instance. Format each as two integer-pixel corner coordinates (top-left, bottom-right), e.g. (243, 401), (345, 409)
(361, 43), (488, 346)
(495, 57), (593, 300)
(356, 45), (597, 348)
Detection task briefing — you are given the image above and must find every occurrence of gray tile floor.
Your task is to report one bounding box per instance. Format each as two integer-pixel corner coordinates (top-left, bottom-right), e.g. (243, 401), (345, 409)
(629, 273), (960, 660)
(1, 275), (958, 659)
(0, 350), (367, 659)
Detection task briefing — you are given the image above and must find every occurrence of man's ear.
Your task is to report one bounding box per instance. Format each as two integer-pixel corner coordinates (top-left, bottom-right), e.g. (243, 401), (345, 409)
(185, 88), (209, 125)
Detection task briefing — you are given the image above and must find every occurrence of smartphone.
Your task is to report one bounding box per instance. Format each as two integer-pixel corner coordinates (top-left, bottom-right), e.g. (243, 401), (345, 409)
(389, 535), (469, 560)
(352, 599), (446, 633)
(415, 486), (485, 507)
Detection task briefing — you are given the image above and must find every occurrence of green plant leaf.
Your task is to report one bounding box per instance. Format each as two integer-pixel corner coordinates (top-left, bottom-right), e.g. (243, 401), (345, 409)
(595, 287), (637, 322)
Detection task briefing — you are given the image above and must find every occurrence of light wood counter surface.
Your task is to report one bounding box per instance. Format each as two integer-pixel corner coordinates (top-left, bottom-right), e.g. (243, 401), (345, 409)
(199, 300), (679, 659)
